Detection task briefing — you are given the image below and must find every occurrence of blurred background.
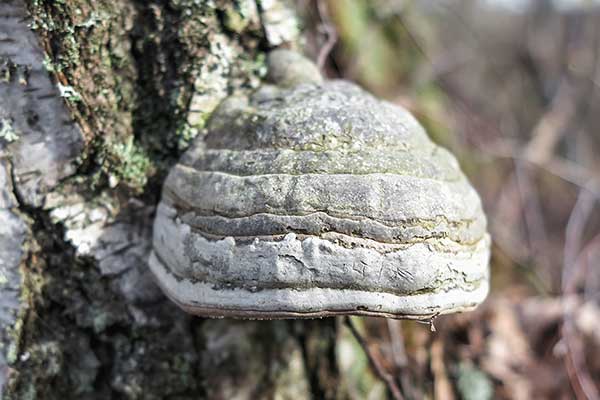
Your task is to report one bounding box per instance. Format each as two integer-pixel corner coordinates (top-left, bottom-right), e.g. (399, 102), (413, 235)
(299, 1), (600, 399)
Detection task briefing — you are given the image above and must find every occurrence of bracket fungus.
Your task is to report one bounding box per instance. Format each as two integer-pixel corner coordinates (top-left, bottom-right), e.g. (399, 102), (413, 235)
(149, 49), (490, 320)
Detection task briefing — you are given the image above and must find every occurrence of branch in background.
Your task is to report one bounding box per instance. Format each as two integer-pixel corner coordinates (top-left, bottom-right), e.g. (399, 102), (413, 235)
(431, 339), (456, 400)
(514, 162), (550, 270)
(523, 81), (576, 164)
(344, 317), (405, 400)
(315, 0), (337, 71)
(387, 319), (420, 399)
(562, 188), (599, 400)
(387, 319), (408, 369)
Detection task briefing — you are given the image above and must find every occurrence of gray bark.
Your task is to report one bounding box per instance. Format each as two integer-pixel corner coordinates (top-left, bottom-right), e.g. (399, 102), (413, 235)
(0, 1), (355, 398)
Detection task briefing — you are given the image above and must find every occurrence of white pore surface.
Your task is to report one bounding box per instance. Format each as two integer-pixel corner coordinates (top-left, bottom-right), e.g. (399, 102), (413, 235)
(149, 251), (489, 319)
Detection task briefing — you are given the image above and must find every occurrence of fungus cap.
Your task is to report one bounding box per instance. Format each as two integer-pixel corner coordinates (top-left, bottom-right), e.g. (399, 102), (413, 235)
(149, 50), (490, 320)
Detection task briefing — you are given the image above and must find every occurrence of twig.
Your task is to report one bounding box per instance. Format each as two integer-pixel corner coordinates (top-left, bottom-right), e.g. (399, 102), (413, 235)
(315, 0), (337, 71)
(522, 81), (575, 164)
(430, 339), (456, 400)
(462, 126), (600, 199)
(491, 226), (551, 295)
(514, 161), (550, 271)
(565, 232), (600, 298)
(387, 319), (417, 399)
(489, 166), (551, 294)
(561, 188), (599, 400)
(581, 234), (600, 300)
(387, 319), (407, 368)
(563, 189), (596, 291)
(344, 316), (405, 400)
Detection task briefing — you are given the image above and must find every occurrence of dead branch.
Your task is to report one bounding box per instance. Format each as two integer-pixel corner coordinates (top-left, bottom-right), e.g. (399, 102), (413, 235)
(561, 188), (599, 400)
(315, 0), (337, 71)
(344, 317), (405, 400)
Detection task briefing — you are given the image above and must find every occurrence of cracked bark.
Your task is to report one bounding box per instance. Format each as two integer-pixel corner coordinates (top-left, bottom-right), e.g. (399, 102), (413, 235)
(0, 1), (351, 399)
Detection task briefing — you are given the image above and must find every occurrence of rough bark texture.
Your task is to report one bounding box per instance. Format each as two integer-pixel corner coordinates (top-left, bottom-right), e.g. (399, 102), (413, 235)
(0, 1), (357, 398)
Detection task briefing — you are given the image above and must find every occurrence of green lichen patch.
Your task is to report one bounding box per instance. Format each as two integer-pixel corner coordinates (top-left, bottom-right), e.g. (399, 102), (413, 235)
(57, 84), (82, 102)
(104, 137), (152, 191)
(0, 118), (20, 143)
(25, 0), (296, 195)
(26, 0), (139, 186)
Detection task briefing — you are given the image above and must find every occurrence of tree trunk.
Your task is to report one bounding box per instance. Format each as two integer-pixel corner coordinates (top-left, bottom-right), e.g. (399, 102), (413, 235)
(0, 1), (355, 398)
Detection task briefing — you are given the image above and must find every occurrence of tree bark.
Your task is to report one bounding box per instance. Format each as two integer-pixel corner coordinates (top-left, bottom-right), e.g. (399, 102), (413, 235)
(0, 1), (353, 398)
